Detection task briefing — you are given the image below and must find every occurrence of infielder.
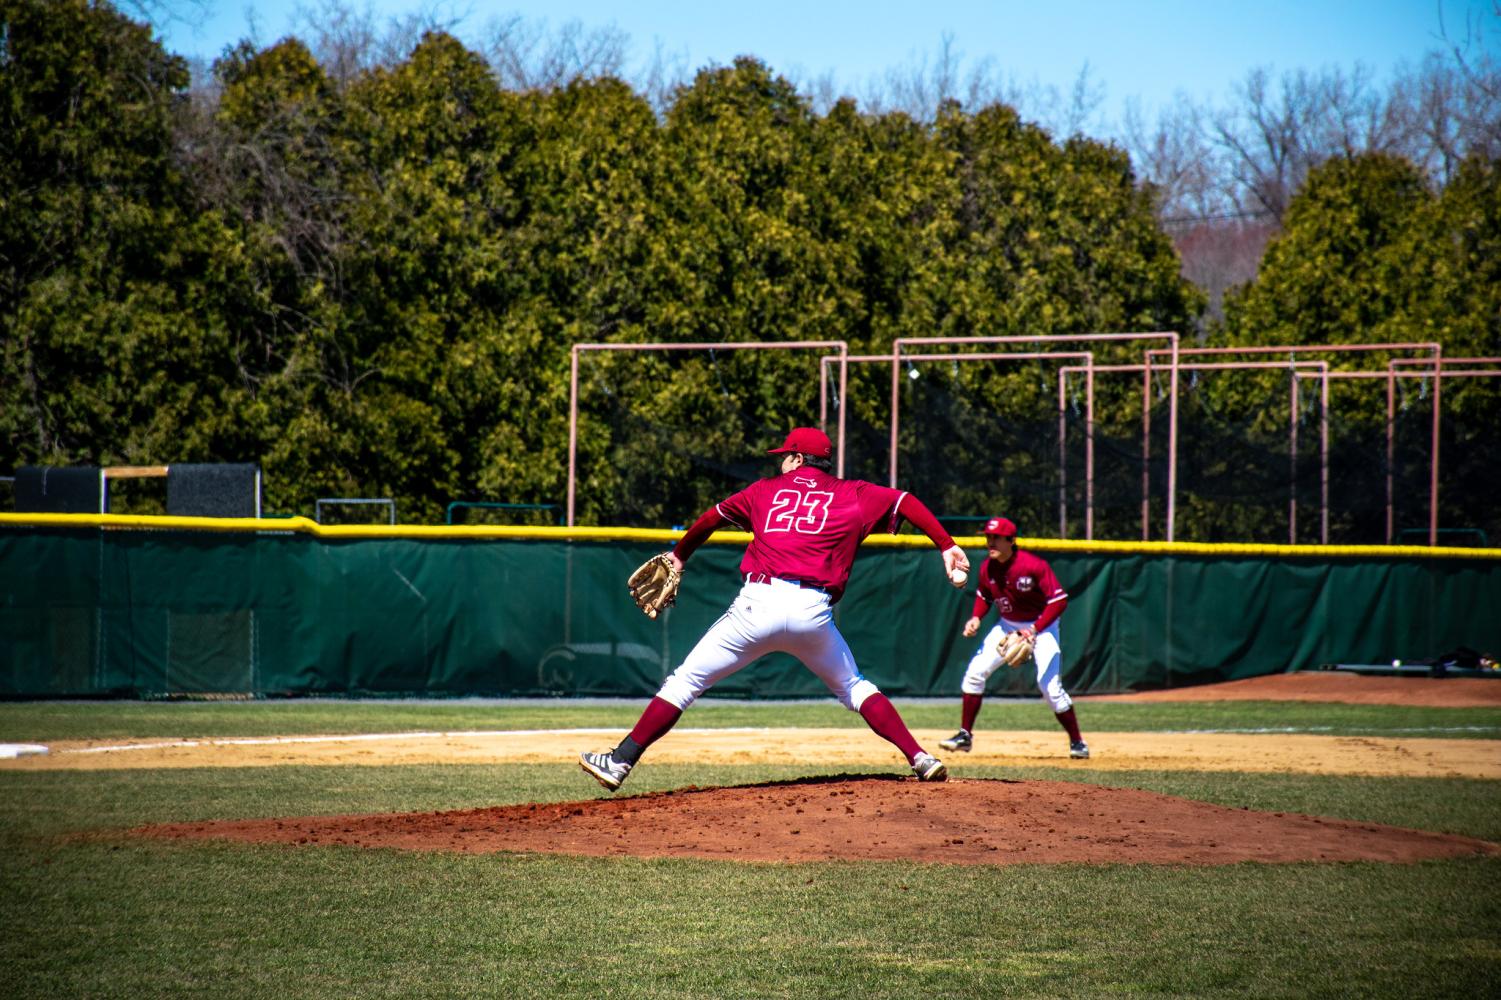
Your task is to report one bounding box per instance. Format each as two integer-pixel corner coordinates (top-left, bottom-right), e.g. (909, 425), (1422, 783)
(939, 516), (1089, 759)
(581, 426), (970, 791)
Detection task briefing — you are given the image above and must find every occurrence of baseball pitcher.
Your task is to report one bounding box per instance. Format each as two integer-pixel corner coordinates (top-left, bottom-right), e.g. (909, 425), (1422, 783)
(581, 426), (969, 791)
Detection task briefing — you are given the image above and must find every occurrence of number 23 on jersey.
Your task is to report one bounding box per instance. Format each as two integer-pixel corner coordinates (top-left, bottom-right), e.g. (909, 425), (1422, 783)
(765, 488), (833, 534)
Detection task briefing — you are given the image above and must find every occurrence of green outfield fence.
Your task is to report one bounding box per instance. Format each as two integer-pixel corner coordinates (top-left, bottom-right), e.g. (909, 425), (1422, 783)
(1, 514), (1498, 699)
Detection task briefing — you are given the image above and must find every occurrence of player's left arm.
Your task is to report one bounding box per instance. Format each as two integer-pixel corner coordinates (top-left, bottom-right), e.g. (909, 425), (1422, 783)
(669, 505), (733, 571)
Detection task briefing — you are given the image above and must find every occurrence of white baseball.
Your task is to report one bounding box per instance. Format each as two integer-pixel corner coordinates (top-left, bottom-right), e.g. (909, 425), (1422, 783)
(948, 567), (968, 588)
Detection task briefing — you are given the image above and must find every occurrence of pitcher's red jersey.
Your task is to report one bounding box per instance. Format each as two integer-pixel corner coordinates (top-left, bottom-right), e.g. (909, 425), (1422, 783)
(716, 467), (906, 600)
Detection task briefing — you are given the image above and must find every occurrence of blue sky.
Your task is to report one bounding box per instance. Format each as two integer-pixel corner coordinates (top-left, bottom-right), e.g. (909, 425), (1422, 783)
(158, 0), (1498, 118)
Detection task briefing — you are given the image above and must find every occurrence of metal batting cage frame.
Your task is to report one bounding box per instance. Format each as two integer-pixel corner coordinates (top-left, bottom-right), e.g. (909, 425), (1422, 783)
(813, 333), (1181, 538)
(564, 336), (1495, 546)
(1289, 358), (1501, 545)
(567, 340), (850, 526)
(888, 333), (1183, 537)
(1056, 360), (1331, 541)
(1141, 344), (1442, 542)
(822, 350), (1102, 536)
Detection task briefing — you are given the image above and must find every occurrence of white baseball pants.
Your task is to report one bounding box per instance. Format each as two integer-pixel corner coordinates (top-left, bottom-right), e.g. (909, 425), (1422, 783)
(655, 579), (880, 712)
(960, 618), (1071, 713)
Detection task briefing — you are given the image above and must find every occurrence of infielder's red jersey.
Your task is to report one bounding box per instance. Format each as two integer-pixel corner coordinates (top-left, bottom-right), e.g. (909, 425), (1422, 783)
(715, 467), (907, 601)
(972, 549), (1067, 625)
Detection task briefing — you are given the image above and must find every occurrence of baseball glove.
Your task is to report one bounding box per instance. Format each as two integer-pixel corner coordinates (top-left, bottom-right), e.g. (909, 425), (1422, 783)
(627, 553), (681, 619)
(996, 631), (1035, 668)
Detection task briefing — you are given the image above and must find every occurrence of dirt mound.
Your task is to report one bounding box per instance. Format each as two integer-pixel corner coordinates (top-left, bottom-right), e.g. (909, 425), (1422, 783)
(139, 775), (1499, 866)
(1085, 671), (1501, 707)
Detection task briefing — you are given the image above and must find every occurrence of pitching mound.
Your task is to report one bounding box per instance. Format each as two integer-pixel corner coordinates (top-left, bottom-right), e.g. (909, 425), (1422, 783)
(139, 775), (1498, 866)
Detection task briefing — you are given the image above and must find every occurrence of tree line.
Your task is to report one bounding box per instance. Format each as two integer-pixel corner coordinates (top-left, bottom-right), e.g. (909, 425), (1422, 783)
(167, 1), (1498, 327)
(1, 0), (1496, 541)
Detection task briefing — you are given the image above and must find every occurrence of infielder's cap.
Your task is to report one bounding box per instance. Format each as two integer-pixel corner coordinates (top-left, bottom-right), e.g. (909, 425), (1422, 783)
(983, 516), (1017, 537)
(767, 427), (833, 459)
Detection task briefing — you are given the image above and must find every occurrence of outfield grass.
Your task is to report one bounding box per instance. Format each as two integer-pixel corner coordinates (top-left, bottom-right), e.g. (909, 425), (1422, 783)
(3, 696), (1498, 741)
(3, 701), (1499, 998)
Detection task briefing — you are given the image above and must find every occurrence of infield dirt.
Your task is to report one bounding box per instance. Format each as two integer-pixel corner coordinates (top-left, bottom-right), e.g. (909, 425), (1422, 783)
(13, 671), (1500, 780)
(13, 672), (1499, 865)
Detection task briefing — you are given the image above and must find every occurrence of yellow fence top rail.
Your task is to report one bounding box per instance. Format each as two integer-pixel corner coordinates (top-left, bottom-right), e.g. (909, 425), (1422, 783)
(2, 512), (1499, 560)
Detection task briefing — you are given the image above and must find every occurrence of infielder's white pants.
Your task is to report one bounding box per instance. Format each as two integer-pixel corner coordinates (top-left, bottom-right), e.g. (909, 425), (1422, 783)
(960, 618), (1071, 713)
(656, 579), (880, 712)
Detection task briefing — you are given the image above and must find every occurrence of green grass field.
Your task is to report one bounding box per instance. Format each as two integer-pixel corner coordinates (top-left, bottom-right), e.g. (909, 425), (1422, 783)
(3, 699), (1499, 999)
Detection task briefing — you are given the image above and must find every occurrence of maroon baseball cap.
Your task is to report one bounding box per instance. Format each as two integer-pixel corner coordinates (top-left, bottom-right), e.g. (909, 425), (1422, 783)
(767, 427), (833, 459)
(983, 516), (1017, 538)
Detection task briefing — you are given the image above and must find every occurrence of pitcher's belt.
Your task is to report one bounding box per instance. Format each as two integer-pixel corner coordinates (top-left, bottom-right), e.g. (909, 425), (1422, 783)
(744, 573), (828, 594)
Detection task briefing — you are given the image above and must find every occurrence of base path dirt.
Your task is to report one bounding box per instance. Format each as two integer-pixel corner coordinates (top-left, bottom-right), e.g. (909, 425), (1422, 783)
(14, 728), (1500, 779)
(139, 774), (1500, 866)
(9, 672), (1501, 779)
(1084, 671), (1501, 707)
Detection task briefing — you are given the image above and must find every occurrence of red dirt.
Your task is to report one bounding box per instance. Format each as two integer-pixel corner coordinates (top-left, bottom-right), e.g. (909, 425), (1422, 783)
(1083, 670), (1501, 707)
(122, 673), (1501, 866)
(140, 774), (1499, 866)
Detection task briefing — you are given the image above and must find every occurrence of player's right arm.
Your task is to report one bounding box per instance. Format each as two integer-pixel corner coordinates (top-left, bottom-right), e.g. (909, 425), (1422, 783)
(888, 492), (969, 579)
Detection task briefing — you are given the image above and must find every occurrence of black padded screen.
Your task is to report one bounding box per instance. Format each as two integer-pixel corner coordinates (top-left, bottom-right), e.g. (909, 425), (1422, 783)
(166, 464), (261, 518)
(15, 466), (103, 513)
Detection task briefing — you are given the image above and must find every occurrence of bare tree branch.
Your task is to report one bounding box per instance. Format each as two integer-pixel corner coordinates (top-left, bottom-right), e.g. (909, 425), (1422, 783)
(289, 0), (463, 82)
(475, 13), (628, 92)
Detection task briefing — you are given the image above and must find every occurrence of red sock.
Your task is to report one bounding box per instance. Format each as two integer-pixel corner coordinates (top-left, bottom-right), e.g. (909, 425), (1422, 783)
(960, 693), (983, 733)
(1055, 707), (1082, 743)
(623, 697), (683, 756)
(858, 693), (924, 764)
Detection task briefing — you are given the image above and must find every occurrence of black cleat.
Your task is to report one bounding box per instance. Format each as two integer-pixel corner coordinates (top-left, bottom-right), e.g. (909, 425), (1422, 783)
(579, 750), (633, 790)
(938, 729), (973, 753)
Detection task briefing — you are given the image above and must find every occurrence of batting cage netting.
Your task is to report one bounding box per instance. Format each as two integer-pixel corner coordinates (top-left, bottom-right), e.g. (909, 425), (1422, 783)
(569, 345), (1500, 546)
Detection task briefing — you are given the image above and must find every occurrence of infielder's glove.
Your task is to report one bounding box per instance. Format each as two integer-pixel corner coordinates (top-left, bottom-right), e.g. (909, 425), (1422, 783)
(627, 553), (681, 619)
(996, 631), (1035, 668)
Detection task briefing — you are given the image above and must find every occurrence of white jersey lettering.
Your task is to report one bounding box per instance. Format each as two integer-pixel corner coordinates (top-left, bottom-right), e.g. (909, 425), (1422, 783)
(765, 489), (833, 534)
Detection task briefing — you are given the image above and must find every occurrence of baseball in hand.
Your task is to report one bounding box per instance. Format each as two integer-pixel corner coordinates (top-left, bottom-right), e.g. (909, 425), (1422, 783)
(948, 567), (968, 588)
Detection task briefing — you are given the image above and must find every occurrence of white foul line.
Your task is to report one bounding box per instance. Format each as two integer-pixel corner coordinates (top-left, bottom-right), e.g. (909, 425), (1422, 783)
(51, 724), (1501, 755)
(60, 728), (774, 755)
